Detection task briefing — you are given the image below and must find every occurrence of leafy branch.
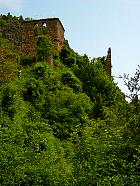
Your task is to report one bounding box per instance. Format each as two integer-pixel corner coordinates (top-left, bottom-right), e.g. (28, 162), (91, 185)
(120, 65), (140, 101)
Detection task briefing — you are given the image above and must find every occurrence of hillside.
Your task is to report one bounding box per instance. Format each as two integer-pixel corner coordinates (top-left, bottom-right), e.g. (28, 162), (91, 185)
(0, 14), (140, 185)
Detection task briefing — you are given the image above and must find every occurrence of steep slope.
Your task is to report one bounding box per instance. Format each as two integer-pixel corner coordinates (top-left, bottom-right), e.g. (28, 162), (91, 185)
(0, 14), (139, 186)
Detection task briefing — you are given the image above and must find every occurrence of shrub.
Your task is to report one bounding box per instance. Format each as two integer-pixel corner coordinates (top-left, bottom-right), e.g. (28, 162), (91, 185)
(20, 55), (36, 66)
(37, 35), (55, 62)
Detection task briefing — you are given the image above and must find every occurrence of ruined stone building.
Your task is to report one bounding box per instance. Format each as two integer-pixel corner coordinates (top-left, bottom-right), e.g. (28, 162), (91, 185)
(21, 18), (65, 56)
(0, 15), (112, 76)
(104, 47), (112, 77)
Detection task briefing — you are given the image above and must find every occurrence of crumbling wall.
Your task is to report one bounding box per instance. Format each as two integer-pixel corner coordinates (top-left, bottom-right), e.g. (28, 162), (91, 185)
(104, 48), (112, 77)
(46, 18), (65, 52)
(21, 18), (65, 56)
(22, 21), (36, 56)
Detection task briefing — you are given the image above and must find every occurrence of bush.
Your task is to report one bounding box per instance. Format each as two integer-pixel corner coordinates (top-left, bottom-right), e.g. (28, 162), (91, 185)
(37, 35), (55, 62)
(20, 55), (36, 66)
(61, 71), (82, 92)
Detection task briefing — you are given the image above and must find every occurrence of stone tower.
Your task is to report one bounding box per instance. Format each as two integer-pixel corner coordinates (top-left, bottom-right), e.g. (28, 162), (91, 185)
(21, 18), (65, 56)
(104, 47), (112, 77)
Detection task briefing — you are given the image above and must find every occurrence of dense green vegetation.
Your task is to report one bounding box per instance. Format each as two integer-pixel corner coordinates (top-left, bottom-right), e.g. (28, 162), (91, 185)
(0, 14), (140, 185)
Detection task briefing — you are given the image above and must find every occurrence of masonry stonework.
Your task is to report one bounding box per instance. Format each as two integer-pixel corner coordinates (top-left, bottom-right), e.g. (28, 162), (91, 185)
(104, 48), (112, 77)
(21, 18), (65, 56)
(0, 15), (112, 76)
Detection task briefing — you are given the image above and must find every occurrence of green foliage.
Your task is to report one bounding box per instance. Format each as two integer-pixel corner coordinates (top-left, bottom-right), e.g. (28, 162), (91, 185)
(0, 37), (10, 47)
(0, 118), (74, 185)
(43, 90), (93, 140)
(42, 25), (47, 35)
(37, 35), (56, 62)
(61, 71), (82, 92)
(0, 37), (18, 84)
(34, 25), (39, 36)
(20, 55), (36, 66)
(0, 14), (140, 185)
(120, 65), (140, 101)
(0, 18), (6, 26)
(60, 40), (76, 67)
(1, 57), (139, 185)
(0, 13), (23, 46)
(0, 36), (15, 50)
(120, 66), (140, 151)
(31, 62), (48, 78)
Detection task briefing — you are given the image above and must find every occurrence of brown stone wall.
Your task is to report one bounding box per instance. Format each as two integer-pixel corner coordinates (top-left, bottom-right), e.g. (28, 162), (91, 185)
(22, 21), (37, 56)
(21, 18), (65, 56)
(44, 18), (64, 52)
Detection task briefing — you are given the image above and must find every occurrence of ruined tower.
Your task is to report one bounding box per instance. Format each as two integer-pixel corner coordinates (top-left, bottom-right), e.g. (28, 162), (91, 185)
(21, 18), (65, 56)
(104, 47), (112, 77)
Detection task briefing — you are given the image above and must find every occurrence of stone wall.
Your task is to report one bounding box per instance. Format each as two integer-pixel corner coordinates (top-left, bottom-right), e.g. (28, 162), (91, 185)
(46, 18), (65, 52)
(0, 15), (112, 76)
(104, 48), (112, 77)
(22, 21), (36, 55)
(21, 18), (65, 56)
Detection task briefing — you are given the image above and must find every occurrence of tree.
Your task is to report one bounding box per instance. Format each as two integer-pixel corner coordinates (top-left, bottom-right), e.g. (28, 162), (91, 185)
(37, 35), (55, 62)
(120, 65), (140, 113)
(121, 65), (140, 100)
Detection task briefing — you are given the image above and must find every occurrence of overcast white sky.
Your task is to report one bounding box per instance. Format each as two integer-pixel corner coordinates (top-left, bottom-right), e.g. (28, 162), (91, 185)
(0, 0), (140, 95)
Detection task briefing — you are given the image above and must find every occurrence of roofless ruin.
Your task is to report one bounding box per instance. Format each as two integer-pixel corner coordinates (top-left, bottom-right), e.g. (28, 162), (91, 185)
(22, 18), (64, 55)
(0, 15), (112, 76)
(21, 18), (111, 76)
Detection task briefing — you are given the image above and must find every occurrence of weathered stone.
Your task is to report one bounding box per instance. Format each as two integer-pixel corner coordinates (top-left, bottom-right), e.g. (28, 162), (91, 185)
(0, 15), (112, 76)
(21, 18), (65, 56)
(104, 48), (112, 77)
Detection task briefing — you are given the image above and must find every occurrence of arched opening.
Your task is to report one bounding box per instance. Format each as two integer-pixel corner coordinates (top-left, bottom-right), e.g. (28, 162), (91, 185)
(42, 22), (47, 27)
(42, 22), (47, 35)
